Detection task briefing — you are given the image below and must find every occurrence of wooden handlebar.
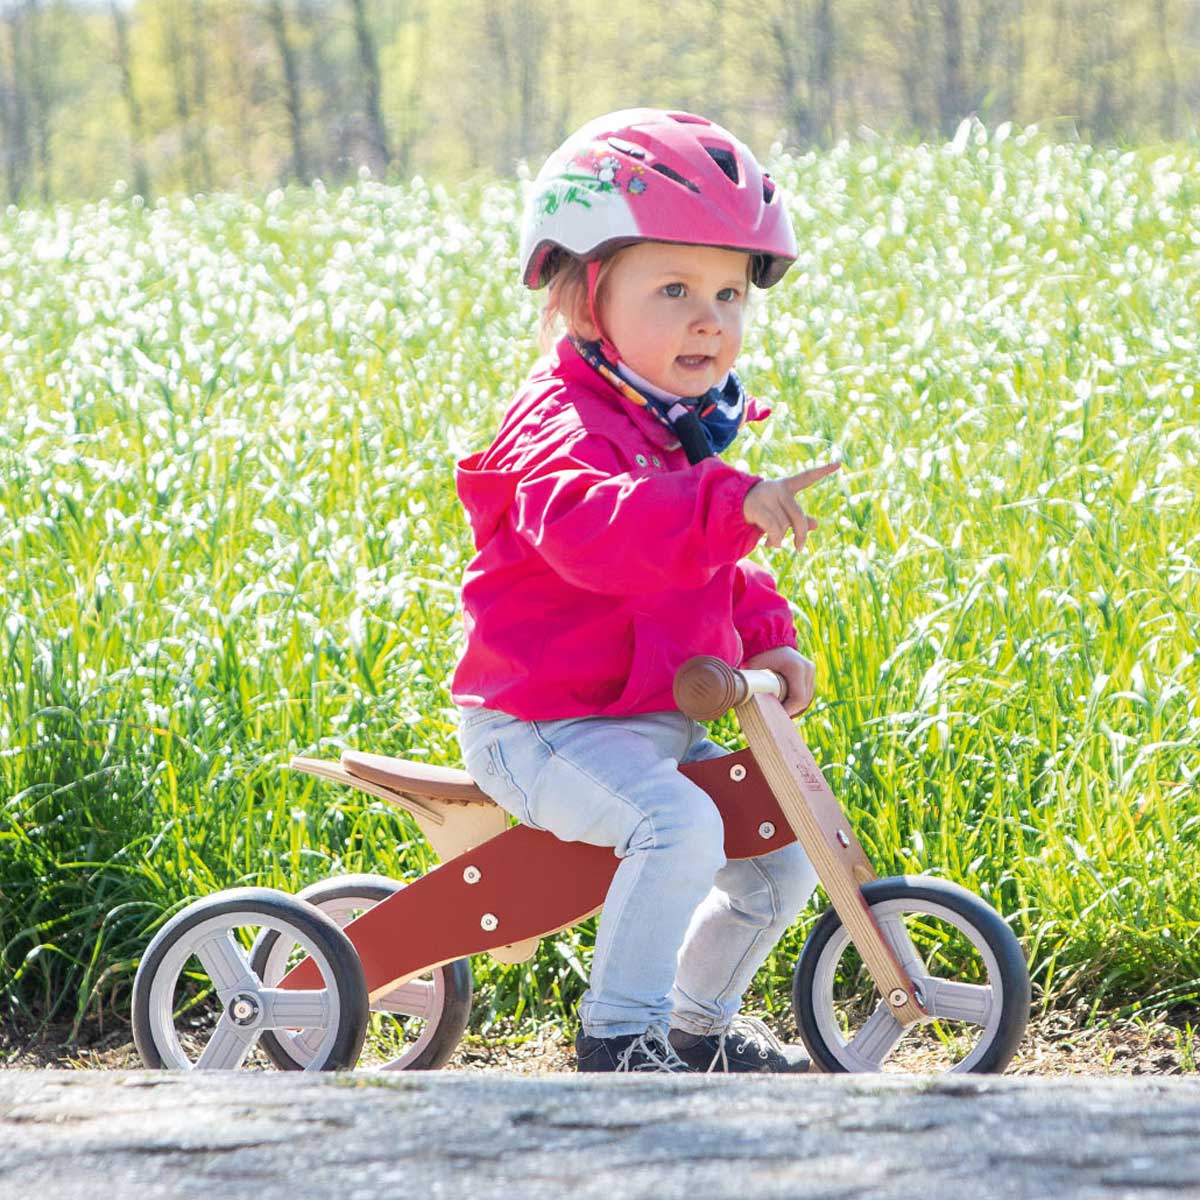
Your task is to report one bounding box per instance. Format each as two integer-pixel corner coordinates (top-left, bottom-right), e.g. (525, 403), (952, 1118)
(673, 655), (788, 721)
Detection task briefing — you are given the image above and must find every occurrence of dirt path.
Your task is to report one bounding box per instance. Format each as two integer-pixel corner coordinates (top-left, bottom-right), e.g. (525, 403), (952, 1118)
(3, 1071), (1200, 1200)
(3, 1009), (1195, 1076)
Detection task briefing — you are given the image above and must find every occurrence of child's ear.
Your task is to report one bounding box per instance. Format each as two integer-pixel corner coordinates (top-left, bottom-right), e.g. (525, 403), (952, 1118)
(573, 310), (601, 341)
(570, 294), (602, 342)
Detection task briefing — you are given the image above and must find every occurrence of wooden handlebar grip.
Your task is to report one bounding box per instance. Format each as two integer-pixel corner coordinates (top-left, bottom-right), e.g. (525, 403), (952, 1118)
(674, 656), (787, 721)
(673, 656), (745, 721)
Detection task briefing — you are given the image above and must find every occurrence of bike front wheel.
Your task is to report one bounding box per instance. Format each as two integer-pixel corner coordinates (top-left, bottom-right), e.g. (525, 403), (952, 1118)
(793, 875), (1030, 1074)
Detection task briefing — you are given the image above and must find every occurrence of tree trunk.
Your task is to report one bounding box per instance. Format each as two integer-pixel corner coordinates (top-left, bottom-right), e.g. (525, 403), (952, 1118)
(1153, 0), (1180, 138)
(392, 0), (425, 177)
(810, 0), (835, 143)
(2, 5), (31, 203)
(349, 0), (391, 175)
(190, 0), (213, 191)
(22, 0), (51, 204)
(163, 4), (196, 193)
(1007, 0), (1026, 122)
(1088, 2), (1117, 140)
(266, 0), (307, 183)
(110, 0), (151, 202)
(515, 0), (537, 163)
(975, 0), (1004, 115)
(900, 0), (934, 134)
(768, 6), (810, 146)
(937, 0), (967, 134)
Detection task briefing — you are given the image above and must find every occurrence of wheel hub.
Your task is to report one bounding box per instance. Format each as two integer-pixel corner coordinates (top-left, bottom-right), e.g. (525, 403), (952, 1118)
(228, 992), (262, 1026)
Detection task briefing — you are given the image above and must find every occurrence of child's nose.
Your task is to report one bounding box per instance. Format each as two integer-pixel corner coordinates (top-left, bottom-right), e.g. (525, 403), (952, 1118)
(690, 300), (722, 335)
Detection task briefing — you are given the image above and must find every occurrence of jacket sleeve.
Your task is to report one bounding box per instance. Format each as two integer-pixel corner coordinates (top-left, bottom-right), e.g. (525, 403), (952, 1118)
(511, 434), (763, 594)
(733, 560), (799, 659)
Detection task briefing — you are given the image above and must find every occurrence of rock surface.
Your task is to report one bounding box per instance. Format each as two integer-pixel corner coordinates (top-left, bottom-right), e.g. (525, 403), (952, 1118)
(1, 1071), (1199, 1199)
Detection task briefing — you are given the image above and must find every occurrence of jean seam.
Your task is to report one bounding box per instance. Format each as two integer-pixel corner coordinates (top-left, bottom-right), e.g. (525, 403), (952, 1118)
(709, 856), (782, 1010)
(581, 845), (653, 1035)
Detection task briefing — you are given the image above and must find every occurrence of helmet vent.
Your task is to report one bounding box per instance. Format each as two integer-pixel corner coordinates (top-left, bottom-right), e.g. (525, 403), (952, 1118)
(705, 146), (740, 185)
(762, 174), (777, 203)
(651, 162), (700, 193)
(666, 112), (711, 125)
(608, 137), (646, 160)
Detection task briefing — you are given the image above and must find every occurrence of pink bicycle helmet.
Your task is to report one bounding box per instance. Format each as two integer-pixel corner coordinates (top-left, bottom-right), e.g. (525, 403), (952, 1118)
(520, 108), (798, 290)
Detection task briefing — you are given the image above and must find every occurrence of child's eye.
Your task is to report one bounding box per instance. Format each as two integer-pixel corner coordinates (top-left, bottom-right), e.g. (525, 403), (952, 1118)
(663, 282), (685, 298)
(717, 286), (742, 302)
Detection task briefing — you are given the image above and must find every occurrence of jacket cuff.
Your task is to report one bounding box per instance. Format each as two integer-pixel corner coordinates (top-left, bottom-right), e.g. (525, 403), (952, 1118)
(740, 617), (800, 660)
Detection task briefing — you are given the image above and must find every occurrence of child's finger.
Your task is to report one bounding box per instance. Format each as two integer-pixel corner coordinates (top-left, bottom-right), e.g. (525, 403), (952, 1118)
(791, 512), (817, 552)
(785, 462), (841, 493)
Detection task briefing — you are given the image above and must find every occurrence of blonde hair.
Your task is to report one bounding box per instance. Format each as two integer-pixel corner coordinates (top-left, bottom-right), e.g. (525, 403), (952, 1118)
(538, 251), (619, 351)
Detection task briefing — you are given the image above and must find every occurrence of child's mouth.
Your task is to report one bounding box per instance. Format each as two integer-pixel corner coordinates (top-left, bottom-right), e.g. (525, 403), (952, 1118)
(676, 355), (712, 370)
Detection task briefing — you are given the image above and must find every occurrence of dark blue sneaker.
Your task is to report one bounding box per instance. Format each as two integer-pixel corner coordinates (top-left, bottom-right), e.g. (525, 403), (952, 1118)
(576, 1025), (695, 1073)
(669, 1017), (811, 1073)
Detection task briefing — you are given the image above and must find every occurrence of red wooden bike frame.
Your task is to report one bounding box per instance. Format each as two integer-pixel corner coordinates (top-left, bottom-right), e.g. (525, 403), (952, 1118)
(283, 658), (927, 1028)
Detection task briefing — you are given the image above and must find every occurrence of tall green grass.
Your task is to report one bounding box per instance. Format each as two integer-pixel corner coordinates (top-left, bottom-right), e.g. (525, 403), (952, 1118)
(2, 123), (1197, 1039)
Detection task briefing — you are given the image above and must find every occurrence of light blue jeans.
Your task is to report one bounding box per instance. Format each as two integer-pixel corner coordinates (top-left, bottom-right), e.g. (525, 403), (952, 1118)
(457, 707), (818, 1038)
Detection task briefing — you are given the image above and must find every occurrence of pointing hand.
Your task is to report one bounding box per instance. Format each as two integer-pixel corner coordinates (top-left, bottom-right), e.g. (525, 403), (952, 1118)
(743, 462), (841, 552)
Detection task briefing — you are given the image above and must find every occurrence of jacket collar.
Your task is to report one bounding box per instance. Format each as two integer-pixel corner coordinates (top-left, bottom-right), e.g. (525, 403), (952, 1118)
(556, 336), (682, 450)
(554, 336), (774, 452)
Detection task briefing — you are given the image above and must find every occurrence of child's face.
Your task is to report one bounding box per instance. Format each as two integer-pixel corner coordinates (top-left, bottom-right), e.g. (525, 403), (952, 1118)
(598, 242), (749, 397)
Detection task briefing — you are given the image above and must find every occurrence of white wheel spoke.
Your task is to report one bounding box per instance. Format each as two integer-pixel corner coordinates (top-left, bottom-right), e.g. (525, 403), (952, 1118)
(260, 989), (331, 1030)
(196, 1014), (256, 1070)
(291, 1027), (327, 1058)
(195, 931), (257, 1000)
(919, 976), (994, 1025)
(375, 980), (436, 1019)
(877, 914), (926, 978)
(847, 1002), (906, 1069)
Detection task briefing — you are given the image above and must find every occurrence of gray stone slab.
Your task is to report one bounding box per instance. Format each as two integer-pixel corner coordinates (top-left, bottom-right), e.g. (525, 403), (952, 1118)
(1, 1071), (1199, 1200)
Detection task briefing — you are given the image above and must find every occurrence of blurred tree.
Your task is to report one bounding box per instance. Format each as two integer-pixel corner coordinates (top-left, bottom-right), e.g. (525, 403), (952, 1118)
(5, 0), (1200, 203)
(1, 2), (33, 202)
(161, 0), (213, 192)
(764, 0), (838, 145)
(936, 0), (967, 133)
(2, 0), (58, 204)
(350, 0), (392, 174)
(109, 0), (152, 201)
(265, 0), (307, 182)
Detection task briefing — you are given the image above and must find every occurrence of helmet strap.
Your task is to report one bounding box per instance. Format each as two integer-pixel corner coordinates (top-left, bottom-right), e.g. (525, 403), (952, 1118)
(586, 259), (621, 363)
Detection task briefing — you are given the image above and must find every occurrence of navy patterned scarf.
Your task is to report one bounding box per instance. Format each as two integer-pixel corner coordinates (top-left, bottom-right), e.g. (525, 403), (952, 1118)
(570, 337), (748, 465)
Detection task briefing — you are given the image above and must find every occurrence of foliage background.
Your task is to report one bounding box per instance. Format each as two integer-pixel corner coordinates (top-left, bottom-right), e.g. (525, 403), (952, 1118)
(1, 0), (1200, 204)
(1, 121), (1197, 1039)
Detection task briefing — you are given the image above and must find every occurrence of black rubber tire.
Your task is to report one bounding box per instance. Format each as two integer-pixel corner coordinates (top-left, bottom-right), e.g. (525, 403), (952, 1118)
(132, 886), (369, 1071)
(793, 875), (1030, 1074)
(250, 873), (472, 1071)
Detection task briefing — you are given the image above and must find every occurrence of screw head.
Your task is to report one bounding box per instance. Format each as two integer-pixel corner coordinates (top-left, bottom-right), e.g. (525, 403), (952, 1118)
(758, 821), (776, 839)
(463, 866), (481, 884)
(480, 913), (499, 931)
(888, 988), (909, 1008)
(730, 764), (747, 782)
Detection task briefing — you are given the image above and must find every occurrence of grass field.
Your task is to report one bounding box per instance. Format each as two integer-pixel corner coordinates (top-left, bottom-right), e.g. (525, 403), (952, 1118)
(1, 121), (1198, 1045)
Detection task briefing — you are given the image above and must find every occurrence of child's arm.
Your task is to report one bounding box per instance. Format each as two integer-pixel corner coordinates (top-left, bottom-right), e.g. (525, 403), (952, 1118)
(512, 436), (762, 592)
(734, 562), (815, 717)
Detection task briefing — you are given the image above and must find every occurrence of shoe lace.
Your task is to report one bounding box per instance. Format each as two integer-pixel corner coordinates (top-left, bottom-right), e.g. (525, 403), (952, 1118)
(615, 1025), (689, 1073)
(703, 1016), (787, 1073)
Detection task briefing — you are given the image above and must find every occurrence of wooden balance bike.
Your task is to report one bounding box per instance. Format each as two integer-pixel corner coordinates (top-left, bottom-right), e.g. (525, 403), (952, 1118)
(132, 657), (1031, 1075)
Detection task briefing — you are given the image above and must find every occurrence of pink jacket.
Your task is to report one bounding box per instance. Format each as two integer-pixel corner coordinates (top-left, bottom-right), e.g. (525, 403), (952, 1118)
(450, 338), (798, 719)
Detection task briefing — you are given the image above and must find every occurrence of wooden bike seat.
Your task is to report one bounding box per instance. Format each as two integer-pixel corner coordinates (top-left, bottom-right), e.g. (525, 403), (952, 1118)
(341, 751), (496, 806)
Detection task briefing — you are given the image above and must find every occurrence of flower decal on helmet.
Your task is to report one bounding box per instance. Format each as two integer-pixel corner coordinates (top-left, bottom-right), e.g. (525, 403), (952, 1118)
(594, 155), (621, 185)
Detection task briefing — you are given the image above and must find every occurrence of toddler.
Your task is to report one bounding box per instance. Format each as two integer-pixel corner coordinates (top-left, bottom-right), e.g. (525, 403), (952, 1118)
(453, 108), (839, 1073)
